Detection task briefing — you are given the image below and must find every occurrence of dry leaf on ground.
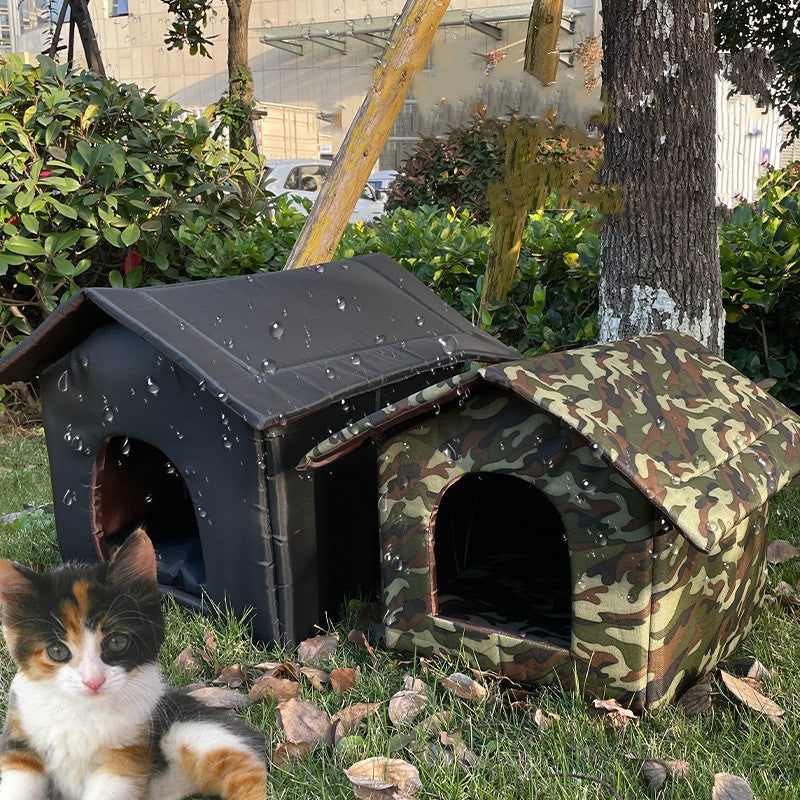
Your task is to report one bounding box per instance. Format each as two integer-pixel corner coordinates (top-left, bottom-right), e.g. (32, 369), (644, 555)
(678, 676), (714, 716)
(214, 664), (246, 689)
(719, 670), (785, 722)
(331, 702), (383, 741)
(389, 691), (429, 727)
(347, 629), (378, 665)
(249, 674), (301, 704)
(590, 698), (639, 729)
(331, 667), (358, 694)
(272, 741), (311, 769)
(345, 756), (421, 800)
(441, 672), (488, 701)
(402, 676), (429, 696)
(640, 759), (690, 792)
(188, 686), (249, 709)
(712, 772), (754, 800)
(719, 658), (772, 683)
(297, 633), (339, 663)
(415, 711), (452, 737)
(766, 539), (800, 564)
(439, 731), (478, 768)
(300, 665), (331, 692)
(174, 646), (201, 673)
(276, 697), (334, 748)
(533, 708), (560, 731)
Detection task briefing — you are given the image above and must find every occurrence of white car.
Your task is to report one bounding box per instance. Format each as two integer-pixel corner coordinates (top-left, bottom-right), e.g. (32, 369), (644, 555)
(263, 159), (385, 223)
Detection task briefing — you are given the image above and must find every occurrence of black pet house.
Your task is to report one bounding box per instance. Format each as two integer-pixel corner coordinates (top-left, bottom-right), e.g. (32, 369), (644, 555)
(0, 254), (514, 642)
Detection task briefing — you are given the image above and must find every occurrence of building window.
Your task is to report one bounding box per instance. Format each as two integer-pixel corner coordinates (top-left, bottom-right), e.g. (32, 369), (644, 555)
(109, 0), (128, 17)
(17, 0), (50, 32)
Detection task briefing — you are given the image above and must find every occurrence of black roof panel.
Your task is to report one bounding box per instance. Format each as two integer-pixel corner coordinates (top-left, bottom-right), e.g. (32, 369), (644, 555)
(0, 254), (516, 429)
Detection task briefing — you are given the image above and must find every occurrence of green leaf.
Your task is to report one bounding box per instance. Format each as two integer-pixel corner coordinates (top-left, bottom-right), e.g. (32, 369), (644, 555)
(14, 271), (33, 285)
(5, 236), (45, 256)
(101, 227), (123, 248)
(108, 269), (124, 288)
(120, 223), (141, 246)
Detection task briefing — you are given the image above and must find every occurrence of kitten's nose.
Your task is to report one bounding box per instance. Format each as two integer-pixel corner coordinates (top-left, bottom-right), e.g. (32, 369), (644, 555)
(83, 677), (106, 693)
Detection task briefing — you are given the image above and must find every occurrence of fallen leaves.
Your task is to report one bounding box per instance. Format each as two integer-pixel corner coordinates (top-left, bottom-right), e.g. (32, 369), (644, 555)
(249, 673), (301, 704)
(331, 667), (358, 694)
(440, 672), (487, 702)
(589, 698), (639, 729)
(766, 539), (799, 564)
(640, 758), (690, 792)
(712, 772), (754, 800)
(332, 702), (383, 741)
(388, 690), (429, 727)
(345, 757), (421, 800)
(718, 670), (785, 725)
(297, 633), (340, 663)
(276, 697), (335, 749)
(678, 676), (714, 717)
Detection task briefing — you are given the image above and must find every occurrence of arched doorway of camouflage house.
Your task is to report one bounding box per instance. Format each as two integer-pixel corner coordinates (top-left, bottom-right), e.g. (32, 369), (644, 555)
(92, 435), (205, 605)
(431, 472), (571, 647)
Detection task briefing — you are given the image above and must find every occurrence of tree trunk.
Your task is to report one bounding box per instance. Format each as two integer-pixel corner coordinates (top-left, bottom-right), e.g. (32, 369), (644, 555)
(226, 0), (255, 152)
(598, 0), (723, 354)
(479, 119), (542, 322)
(68, 0), (106, 76)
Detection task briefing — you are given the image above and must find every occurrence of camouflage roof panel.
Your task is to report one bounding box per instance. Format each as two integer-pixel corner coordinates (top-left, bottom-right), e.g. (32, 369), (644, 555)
(299, 368), (481, 468)
(481, 331), (800, 553)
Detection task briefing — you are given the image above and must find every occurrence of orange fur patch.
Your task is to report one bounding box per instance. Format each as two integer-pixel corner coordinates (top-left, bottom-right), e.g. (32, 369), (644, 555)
(22, 650), (58, 681)
(102, 742), (151, 782)
(0, 750), (44, 774)
(60, 579), (91, 640)
(178, 745), (267, 800)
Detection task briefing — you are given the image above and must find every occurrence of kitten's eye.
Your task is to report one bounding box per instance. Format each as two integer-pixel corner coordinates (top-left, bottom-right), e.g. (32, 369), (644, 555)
(46, 643), (71, 663)
(104, 633), (130, 654)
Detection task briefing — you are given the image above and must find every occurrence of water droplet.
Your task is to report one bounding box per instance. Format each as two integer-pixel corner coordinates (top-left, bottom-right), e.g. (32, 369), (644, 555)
(121, 438), (131, 455)
(144, 494), (153, 503)
(437, 335), (456, 355)
(269, 322), (284, 340)
(71, 436), (83, 452)
(146, 377), (160, 395)
(215, 315), (223, 324)
(198, 507), (207, 518)
(315, 263), (325, 273)
(374, 334), (386, 345)
(415, 315), (424, 326)
(350, 354), (362, 366)
(62, 490), (75, 507)
(64, 431), (72, 443)
(78, 354), (89, 368)
(261, 359), (277, 374)
(176, 430), (184, 440)
(103, 407), (114, 422)
(325, 367), (337, 380)
(655, 416), (666, 430)
(222, 436), (233, 449)
(336, 296), (347, 310)
(166, 462), (176, 474)
(224, 338), (235, 349)
(58, 371), (69, 392)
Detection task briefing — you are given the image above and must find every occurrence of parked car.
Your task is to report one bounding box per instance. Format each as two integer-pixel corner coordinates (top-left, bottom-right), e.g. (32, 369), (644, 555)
(263, 159), (385, 223)
(367, 170), (398, 200)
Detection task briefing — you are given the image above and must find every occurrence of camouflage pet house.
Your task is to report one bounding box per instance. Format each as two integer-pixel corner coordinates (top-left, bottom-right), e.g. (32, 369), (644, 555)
(304, 332), (800, 708)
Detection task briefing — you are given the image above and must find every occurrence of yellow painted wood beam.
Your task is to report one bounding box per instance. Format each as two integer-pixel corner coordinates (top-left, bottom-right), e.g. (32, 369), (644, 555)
(524, 0), (564, 86)
(284, 0), (450, 270)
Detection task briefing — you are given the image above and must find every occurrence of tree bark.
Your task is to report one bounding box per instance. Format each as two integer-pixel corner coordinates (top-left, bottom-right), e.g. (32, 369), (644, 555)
(226, 0), (255, 151)
(68, 0), (106, 76)
(479, 120), (543, 321)
(598, 0), (723, 354)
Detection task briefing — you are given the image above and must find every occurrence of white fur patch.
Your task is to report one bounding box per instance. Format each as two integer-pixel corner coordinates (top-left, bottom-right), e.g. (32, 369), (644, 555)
(0, 768), (48, 800)
(12, 663), (163, 800)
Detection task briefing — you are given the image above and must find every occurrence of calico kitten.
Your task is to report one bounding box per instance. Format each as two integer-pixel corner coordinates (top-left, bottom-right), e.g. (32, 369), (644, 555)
(0, 529), (267, 800)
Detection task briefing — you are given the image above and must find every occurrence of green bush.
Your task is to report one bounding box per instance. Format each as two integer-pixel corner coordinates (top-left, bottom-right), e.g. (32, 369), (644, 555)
(721, 167), (800, 406)
(336, 204), (600, 355)
(0, 55), (269, 354)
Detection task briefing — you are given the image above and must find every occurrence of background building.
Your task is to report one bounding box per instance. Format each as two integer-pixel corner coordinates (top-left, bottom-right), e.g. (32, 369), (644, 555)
(8, 0), (783, 199)
(0, 0), (13, 52)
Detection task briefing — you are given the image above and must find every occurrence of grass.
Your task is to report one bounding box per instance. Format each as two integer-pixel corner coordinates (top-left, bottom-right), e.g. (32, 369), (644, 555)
(0, 432), (799, 799)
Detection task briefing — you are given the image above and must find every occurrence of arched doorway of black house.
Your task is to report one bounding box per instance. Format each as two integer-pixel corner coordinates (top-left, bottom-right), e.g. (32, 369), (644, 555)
(91, 435), (205, 606)
(431, 472), (572, 647)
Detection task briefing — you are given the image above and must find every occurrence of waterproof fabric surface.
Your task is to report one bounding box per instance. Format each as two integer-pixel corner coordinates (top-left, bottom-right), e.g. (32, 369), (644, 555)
(306, 332), (800, 707)
(0, 254), (516, 429)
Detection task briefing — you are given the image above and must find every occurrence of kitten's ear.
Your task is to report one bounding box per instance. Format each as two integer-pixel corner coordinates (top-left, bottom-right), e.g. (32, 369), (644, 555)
(0, 560), (37, 604)
(109, 528), (157, 584)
